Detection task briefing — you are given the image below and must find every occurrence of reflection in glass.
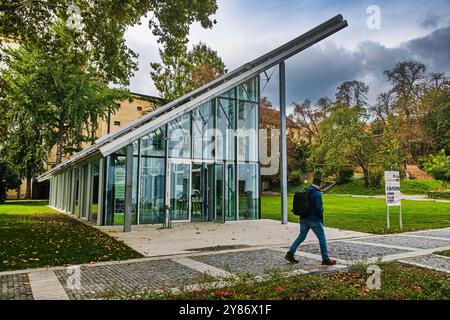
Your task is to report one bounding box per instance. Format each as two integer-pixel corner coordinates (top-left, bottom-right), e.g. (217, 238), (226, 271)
(225, 163), (236, 221)
(168, 114), (191, 158)
(238, 163), (259, 220)
(139, 157), (165, 224)
(170, 163), (190, 221)
(216, 98), (235, 161)
(192, 102), (215, 160)
(214, 164), (224, 222)
(237, 101), (258, 162)
(238, 77), (259, 102)
(90, 160), (100, 223)
(141, 128), (165, 157)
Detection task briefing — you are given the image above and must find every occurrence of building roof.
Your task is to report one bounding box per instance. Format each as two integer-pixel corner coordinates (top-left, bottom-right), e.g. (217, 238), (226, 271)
(260, 107), (299, 128)
(37, 14), (347, 181)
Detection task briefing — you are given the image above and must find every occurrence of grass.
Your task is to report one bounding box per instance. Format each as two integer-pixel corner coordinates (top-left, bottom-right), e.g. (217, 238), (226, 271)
(262, 194), (450, 234)
(0, 201), (143, 272)
(435, 250), (450, 257)
(326, 179), (443, 196)
(102, 262), (450, 300)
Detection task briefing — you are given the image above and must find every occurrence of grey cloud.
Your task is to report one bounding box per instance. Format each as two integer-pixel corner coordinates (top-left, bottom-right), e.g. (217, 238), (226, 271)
(263, 26), (450, 108)
(420, 14), (441, 29)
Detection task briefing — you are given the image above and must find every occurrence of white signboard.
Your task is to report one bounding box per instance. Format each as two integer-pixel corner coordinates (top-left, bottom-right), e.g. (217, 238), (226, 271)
(384, 171), (401, 207)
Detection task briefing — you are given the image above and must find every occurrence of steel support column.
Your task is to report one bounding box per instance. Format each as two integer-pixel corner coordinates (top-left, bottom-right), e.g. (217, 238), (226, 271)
(124, 144), (133, 232)
(279, 61), (288, 225)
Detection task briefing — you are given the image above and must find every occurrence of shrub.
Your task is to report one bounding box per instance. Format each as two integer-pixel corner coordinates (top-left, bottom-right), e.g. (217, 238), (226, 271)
(337, 168), (354, 184)
(369, 169), (384, 188)
(420, 150), (450, 190)
(427, 191), (450, 200)
(288, 170), (303, 186)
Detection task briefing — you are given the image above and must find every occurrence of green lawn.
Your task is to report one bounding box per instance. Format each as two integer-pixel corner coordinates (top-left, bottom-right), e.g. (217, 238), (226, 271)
(326, 179), (443, 196)
(262, 194), (450, 234)
(103, 262), (450, 300)
(0, 201), (143, 272)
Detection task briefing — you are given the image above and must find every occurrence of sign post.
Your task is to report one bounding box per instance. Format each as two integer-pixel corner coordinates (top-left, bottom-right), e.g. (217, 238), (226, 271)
(384, 171), (402, 229)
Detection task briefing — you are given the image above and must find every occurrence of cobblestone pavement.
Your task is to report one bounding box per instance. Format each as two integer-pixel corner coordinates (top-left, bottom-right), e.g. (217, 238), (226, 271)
(295, 241), (411, 261)
(190, 249), (320, 275)
(0, 274), (33, 300)
(399, 254), (450, 274)
(2, 227), (450, 300)
(356, 235), (450, 250)
(407, 229), (450, 239)
(54, 259), (206, 300)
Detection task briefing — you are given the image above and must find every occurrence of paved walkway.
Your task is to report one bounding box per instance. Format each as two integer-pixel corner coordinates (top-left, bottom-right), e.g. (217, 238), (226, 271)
(1, 227), (449, 300)
(95, 219), (369, 257)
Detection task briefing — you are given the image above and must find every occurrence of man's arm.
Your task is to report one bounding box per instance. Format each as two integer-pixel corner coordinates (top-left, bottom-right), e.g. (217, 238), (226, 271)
(313, 191), (324, 223)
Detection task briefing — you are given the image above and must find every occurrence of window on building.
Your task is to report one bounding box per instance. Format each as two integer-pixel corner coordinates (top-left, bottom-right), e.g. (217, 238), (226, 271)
(137, 106), (142, 112)
(114, 121), (121, 126)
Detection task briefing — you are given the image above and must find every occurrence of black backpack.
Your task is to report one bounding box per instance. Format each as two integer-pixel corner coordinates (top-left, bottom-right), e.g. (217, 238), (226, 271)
(292, 189), (316, 218)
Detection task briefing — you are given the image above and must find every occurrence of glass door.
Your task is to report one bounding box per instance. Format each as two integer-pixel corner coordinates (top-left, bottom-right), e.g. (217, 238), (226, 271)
(167, 160), (191, 222)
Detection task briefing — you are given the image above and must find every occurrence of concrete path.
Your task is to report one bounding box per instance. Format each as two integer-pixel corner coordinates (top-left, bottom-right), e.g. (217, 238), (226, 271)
(1, 227), (449, 300)
(28, 270), (69, 300)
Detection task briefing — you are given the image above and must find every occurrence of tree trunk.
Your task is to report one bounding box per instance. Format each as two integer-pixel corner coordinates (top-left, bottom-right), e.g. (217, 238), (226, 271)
(25, 171), (32, 199)
(56, 124), (65, 164)
(363, 167), (370, 188)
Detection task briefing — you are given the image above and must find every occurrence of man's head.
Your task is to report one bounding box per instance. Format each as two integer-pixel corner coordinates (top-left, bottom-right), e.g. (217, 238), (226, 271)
(312, 177), (322, 188)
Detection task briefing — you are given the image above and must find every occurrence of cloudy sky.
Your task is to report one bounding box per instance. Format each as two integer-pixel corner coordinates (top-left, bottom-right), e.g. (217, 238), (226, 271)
(125, 0), (450, 111)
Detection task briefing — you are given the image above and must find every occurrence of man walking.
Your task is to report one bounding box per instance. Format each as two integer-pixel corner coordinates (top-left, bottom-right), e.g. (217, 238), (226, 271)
(285, 177), (337, 265)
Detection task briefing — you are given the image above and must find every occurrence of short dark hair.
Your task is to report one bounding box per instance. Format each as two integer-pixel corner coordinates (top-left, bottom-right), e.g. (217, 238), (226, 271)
(312, 177), (322, 186)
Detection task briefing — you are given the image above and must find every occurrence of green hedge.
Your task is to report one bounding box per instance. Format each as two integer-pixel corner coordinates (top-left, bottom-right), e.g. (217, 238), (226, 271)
(427, 191), (450, 199)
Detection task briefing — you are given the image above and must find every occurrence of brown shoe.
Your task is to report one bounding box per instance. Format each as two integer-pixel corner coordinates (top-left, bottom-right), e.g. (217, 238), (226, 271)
(322, 258), (337, 265)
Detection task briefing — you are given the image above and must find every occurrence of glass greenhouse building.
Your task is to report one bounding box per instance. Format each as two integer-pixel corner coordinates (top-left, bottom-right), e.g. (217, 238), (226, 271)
(46, 78), (261, 226)
(39, 14), (348, 229)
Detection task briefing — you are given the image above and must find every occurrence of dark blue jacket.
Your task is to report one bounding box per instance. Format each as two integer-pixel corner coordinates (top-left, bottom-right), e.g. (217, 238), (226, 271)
(305, 185), (323, 223)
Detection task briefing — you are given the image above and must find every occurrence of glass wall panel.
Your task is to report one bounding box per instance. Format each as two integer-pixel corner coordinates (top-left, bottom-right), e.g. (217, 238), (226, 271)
(73, 168), (80, 216)
(167, 114), (191, 158)
(238, 77), (259, 102)
(216, 98), (235, 161)
(105, 154), (125, 225)
(192, 102), (215, 160)
(139, 157), (165, 224)
(220, 88), (236, 99)
(237, 101), (258, 162)
(90, 160), (100, 223)
(169, 163), (190, 221)
(141, 128), (165, 157)
(214, 164), (224, 222)
(81, 165), (89, 219)
(238, 163), (259, 220)
(225, 163), (236, 220)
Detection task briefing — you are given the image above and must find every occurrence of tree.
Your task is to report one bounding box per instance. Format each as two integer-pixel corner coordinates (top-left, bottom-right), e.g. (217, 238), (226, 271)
(2, 20), (129, 169)
(420, 150), (450, 190)
(0, 0), (217, 84)
(384, 60), (427, 159)
(291, 97), (331, 142)
(151, 42), (226, 102)
(335, 80), (369, 110)
(421, 76), (450, 154)
(311, 105), (378, 187)
(369, 90), (395, 124)
(0, 159), (21, 203)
